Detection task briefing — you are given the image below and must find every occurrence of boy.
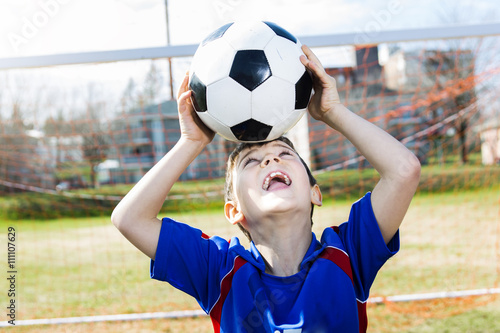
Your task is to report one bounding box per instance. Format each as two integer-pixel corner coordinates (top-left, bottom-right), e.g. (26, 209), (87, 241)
(112, 45), (421, 332)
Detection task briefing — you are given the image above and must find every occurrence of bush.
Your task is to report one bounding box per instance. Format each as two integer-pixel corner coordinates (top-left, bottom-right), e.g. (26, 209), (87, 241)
(0, 193), (117, 220)
(0, 165), (498, 221)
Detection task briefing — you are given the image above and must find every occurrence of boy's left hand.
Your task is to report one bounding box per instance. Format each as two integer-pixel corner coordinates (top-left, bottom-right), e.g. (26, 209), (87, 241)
(300, 45), (342, 122)
(177, 73), (215, 146)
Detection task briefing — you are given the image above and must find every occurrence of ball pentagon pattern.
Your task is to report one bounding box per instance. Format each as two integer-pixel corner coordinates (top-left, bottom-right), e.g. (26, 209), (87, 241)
(189, 21), (313, 142)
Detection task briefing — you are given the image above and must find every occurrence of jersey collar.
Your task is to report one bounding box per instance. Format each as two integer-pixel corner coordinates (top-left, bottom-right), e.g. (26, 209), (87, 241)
(229, 232), (324, 274)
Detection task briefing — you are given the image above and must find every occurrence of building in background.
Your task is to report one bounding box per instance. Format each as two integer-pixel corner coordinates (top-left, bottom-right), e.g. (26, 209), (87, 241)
(478, 118), (500, 165)
(109, 100), (228, 184)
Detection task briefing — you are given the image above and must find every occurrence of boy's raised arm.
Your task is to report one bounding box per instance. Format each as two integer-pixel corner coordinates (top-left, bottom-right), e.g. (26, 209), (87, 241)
(111, 74), (215, 260)
(301, 45), (421, 244)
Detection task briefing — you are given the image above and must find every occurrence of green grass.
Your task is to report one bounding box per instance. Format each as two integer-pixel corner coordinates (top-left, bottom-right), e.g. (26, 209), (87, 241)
(1, 186), (499, 332)
(2, 162), (499, 220)
(367, 295), (500, 333)
(406, 303), (500, 333)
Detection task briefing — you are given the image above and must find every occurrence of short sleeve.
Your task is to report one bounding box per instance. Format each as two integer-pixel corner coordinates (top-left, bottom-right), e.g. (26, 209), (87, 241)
(150, 218), (230, 312)
(337, 192), (400, 301)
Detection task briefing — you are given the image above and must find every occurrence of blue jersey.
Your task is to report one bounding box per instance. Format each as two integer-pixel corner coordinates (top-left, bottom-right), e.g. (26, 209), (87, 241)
(151, 192), (399, 332)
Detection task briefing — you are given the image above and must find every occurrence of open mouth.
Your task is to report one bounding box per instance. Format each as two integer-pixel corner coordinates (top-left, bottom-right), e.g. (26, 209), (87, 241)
(262, 171), (291, 191)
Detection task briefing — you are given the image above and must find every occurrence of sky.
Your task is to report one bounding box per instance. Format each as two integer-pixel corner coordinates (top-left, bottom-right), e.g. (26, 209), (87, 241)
(0, 0), (499, 120)
(1, 0), (499, 58)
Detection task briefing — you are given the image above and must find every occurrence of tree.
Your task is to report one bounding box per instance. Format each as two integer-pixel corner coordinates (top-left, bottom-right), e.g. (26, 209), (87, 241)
(421, 1), (497, 164)
(143, 61), (163, 105)
(423, 47), (479, 164)
(43, 109), (69, 168)
(121, 78), (139, 112)
(76, 83), (111, 189)
(0, 85), (6, 184)
(0, 74), (38, 185)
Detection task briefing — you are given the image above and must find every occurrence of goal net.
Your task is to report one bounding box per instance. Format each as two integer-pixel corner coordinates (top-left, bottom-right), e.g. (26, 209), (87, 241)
(0, 28), (499, 330)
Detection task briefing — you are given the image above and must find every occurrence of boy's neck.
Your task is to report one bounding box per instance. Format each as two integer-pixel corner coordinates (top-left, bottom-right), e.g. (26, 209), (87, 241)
(252, 221), (313, 277)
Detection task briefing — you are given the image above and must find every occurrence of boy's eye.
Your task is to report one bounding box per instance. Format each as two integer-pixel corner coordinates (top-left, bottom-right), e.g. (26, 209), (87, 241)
(279, 150), (292, 157)
(243, 157), (258, 167)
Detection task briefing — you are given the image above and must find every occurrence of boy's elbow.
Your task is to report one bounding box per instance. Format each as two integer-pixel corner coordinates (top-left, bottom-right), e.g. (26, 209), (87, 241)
(111, 207), (128, 231)
(111, 209), (121, 229)
(400, 152), (421, 187)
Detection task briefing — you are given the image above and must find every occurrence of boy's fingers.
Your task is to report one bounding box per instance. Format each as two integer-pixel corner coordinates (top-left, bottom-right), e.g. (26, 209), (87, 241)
(178, 90), (192, 107)
(177, 73), (190, 100)
(301, 47), (328, 84)
(302, 45), (337, 88)
(301, 45), (324, 69)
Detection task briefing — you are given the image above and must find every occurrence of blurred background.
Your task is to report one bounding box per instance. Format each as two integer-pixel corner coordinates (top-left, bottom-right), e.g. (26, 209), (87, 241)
(0, 0), (499, 332)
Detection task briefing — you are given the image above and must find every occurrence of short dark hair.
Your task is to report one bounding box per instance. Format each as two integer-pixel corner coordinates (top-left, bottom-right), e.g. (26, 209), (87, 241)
(224, 136), (317, 241)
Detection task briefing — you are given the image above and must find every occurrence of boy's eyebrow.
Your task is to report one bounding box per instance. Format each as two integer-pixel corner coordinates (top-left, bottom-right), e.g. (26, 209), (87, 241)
(237, 148), (258, 167)
(237, 142), (295, 167)
(273, 143), (295, 153)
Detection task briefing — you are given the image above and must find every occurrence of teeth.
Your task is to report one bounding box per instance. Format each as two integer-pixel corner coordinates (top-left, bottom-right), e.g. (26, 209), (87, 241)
(263, 178), (270, 190)
(262, 171), (291, 190)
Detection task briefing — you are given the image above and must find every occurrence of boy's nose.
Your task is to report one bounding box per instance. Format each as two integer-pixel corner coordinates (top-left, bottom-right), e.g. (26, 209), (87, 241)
(261, 155), (280, 167)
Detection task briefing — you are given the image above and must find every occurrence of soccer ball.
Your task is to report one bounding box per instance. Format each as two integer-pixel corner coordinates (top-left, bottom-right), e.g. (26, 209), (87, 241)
(188, 21), (313, 142)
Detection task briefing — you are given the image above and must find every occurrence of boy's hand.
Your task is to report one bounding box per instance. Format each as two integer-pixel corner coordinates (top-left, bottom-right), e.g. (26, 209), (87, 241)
(300, 45), (342, 123)
(177, 73), (215, 145)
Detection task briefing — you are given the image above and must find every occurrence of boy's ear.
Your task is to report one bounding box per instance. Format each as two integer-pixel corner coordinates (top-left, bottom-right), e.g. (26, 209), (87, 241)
(224, 201), (245, 225)
(311, 184), (322, 207)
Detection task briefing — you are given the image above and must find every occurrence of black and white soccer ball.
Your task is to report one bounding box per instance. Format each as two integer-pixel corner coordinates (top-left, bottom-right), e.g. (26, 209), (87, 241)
(188, 21), (313, 142)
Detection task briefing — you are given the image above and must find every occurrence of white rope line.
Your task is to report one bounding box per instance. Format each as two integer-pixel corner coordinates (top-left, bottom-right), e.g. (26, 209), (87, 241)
(2, 288), (498, 327)
(400, 101), (477, 145)
(0, 96), (487, 199)
(313, 100), (480, 175)
(0, 178), (223, 201)
(368, 287), (500, 303)
(0, 99), (480, 201)
(0, 309), (207, 327)
(0, 179), (123, 201)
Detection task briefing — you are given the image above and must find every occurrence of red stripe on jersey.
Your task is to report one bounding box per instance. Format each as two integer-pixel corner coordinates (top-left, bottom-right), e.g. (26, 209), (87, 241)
(210, 256), (247, 332)
(318, 246), (353, 283)
(201, 232), (210, 239)
(328, 226), (368, 333)
(357, 300), (368, 333)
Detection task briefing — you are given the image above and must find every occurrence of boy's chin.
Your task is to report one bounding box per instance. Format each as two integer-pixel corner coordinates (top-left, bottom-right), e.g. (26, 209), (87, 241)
(258, 195), (299, 213)
(260, 190), (294, 203)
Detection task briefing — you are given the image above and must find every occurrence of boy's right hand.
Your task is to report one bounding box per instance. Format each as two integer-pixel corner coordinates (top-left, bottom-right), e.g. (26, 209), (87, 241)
(177, 73), (215, 146)
(300, 45), (342, 124)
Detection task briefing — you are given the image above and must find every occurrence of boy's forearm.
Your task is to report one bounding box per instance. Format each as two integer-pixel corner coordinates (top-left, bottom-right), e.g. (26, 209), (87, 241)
(322, 103), (420, 243)
(111, 73), (214, 259)
(302, 44), (419, 243)
(112, 138), (207, 227)
(321, 103), (417, 180)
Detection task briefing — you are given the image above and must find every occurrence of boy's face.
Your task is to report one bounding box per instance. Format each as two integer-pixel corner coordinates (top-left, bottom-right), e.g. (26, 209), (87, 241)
(225, 140), (322, 230)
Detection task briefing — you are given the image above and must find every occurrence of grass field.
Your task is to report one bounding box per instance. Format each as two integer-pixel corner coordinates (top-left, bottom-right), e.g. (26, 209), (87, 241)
(1, 186), (499, 332)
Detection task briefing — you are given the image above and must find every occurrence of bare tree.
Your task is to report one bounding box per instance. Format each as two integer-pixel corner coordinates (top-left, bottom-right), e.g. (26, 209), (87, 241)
(422, 1), (498, 164)
(120, 60), (165, 115)
(121, 78), (139, 112)
(0, 81), (6, 183)
(423, 46), (479, 164)
(0, 79), (45, 190)
(43, 109), (70, 169)
(76, 83), (111, 189)
(143, 60), (164, 105)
